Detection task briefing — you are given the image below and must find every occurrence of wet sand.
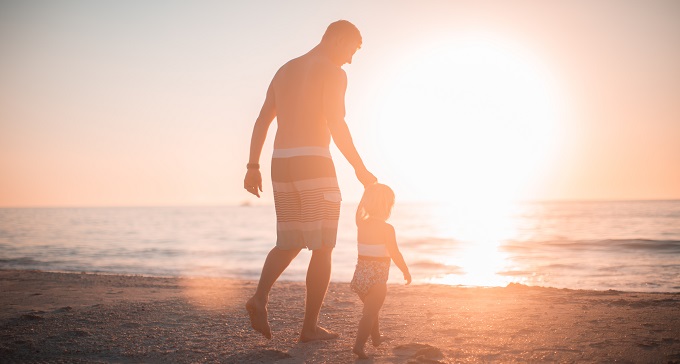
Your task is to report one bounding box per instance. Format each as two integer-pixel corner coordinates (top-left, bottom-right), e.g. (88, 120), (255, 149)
(1, 269), (679, 363)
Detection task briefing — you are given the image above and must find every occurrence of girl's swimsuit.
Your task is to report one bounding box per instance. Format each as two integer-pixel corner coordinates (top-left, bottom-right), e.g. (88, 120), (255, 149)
(350, 243), (391, 299)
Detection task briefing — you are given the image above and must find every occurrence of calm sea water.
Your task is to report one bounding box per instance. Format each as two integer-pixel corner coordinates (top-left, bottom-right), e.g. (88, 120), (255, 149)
(1, 200), (679, 292)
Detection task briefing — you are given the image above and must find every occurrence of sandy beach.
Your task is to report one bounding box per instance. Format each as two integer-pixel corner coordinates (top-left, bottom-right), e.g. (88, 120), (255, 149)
(1, 269), (679, 363)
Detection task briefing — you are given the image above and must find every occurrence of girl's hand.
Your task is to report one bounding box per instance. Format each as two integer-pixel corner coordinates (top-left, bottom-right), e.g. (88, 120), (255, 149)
(403, 271), (412, 285)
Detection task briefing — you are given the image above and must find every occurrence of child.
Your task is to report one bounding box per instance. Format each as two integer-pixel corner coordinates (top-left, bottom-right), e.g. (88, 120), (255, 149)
(350, 183), (411, 359)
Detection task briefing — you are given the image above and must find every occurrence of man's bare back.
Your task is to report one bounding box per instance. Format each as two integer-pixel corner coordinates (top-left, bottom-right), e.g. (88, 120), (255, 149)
(270, 52), (348, 149)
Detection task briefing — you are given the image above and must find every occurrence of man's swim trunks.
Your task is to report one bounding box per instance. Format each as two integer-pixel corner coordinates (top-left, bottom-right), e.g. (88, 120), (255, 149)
(271, 147), (341, 250)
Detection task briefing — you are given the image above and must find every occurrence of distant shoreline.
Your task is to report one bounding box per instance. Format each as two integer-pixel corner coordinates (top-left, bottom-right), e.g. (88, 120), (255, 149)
(1, 267), (676, 294)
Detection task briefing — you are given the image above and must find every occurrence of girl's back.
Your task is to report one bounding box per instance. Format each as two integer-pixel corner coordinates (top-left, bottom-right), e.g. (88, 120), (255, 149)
(357, 219), (390, 260)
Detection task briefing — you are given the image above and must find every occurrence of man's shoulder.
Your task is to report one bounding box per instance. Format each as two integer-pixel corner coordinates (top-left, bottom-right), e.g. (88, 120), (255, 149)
(273, 53), (345, 87)
(313, 60), (346, 84)
(276, 57), (301, 74)
(296, 53), (345, 77)
(314, 55), (345, 75)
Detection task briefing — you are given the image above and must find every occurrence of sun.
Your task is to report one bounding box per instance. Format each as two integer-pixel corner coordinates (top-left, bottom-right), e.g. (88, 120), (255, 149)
(371, 32), (565, 204)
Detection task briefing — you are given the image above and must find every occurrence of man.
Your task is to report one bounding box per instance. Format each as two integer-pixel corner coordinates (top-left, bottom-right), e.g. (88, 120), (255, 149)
(243, 20), (377, 342)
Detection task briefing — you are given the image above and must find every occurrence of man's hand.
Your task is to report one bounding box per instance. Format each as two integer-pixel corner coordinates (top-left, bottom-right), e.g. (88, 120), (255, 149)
(403, 270), (412, 285)
(244, 169), (263, 198)
(356, 168), (377, 187)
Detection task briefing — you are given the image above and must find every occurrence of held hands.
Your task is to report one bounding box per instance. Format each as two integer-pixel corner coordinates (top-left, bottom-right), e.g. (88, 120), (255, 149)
(356, 167), (377, 187)
(244, 169), (263, 198)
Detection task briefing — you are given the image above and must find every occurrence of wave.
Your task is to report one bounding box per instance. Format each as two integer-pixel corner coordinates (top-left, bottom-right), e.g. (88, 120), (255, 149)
(400, 237), (460, 247)
(408, 260), (464, 274)
(503, 239), (680, 253)
(0, 257), (52, 266)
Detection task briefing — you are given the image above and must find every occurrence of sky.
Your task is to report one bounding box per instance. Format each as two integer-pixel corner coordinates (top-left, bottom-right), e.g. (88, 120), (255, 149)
(1, 0), (679, 207)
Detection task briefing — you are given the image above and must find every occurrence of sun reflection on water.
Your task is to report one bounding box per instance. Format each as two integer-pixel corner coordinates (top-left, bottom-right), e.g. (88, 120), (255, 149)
(425, 200), (526, 287)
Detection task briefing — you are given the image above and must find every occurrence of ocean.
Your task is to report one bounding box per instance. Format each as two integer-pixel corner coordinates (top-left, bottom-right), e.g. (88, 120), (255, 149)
(1, 200), (679, 292)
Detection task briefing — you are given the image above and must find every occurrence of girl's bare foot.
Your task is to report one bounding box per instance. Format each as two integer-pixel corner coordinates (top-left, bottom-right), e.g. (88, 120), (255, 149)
(371, 334), (387, 347)
(353, 346), (369, 359)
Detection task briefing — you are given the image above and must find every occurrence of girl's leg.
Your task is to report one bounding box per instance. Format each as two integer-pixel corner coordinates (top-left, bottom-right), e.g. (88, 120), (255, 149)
(371, 319), (384, 347)
(353, 284), (387, 358)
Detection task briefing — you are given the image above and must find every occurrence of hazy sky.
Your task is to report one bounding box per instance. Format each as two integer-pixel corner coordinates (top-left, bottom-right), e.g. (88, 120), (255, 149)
(1, 0), (679, 207)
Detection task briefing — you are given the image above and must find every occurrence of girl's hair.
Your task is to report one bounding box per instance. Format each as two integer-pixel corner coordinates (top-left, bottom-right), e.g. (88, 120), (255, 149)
(356, 183), (395, 225)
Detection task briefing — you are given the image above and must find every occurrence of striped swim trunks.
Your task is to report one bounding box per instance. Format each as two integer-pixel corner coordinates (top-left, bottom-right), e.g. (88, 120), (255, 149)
(271, 147), (341, 250)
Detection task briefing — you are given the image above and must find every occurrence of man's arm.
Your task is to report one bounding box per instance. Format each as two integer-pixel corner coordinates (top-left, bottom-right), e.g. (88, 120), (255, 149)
(244, 82), (276, 197)
(324, 69), (377, 187)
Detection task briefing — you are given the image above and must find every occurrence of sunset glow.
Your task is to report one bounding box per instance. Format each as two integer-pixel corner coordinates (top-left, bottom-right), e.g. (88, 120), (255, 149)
(1, 1), (679, 207)
(373, 33), (565, 204)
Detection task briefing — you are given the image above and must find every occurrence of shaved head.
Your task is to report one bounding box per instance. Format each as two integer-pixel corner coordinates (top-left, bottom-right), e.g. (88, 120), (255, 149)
(322, 20), (362, 47)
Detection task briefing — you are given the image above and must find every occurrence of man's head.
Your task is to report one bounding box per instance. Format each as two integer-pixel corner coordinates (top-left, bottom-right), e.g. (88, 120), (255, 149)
(321, 20), (362, 66)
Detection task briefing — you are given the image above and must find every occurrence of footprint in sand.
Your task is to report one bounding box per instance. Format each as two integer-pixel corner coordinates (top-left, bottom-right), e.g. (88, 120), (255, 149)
(237, 349), (290, 362)
(393, 343), (445, 363)
(20, 313), (44, 321)
(53, 306), (73, 313)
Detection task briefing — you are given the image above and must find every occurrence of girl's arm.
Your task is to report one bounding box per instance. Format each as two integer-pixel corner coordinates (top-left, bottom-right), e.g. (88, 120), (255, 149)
(385, 224), (411, 285)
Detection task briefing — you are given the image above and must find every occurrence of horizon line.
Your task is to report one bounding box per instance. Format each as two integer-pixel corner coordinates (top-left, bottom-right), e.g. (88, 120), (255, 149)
(1, 197), (680, 209)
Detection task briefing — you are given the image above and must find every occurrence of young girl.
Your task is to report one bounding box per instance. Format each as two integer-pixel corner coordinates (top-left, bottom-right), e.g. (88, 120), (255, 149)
(350, 183), (411, 359)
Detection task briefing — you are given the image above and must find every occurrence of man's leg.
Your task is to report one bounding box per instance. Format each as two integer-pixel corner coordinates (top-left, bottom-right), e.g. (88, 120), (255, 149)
(246, 246), (300, 339)
(299, 244), (338, 342)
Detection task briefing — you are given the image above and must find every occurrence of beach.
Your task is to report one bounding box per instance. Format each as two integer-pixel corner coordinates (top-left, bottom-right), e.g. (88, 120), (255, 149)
(1, 270), (679, 363)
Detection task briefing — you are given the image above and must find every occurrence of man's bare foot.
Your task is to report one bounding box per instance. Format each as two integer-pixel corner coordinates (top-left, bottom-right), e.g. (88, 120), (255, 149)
(299, 326), (339, 342)
(371, 334), (387, 347)
(245, 296), (272, 339)
(353, 346), (369, 359)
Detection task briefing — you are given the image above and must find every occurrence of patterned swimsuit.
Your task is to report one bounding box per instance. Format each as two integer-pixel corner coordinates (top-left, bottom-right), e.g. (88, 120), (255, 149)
(350, 243), (391, 299)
